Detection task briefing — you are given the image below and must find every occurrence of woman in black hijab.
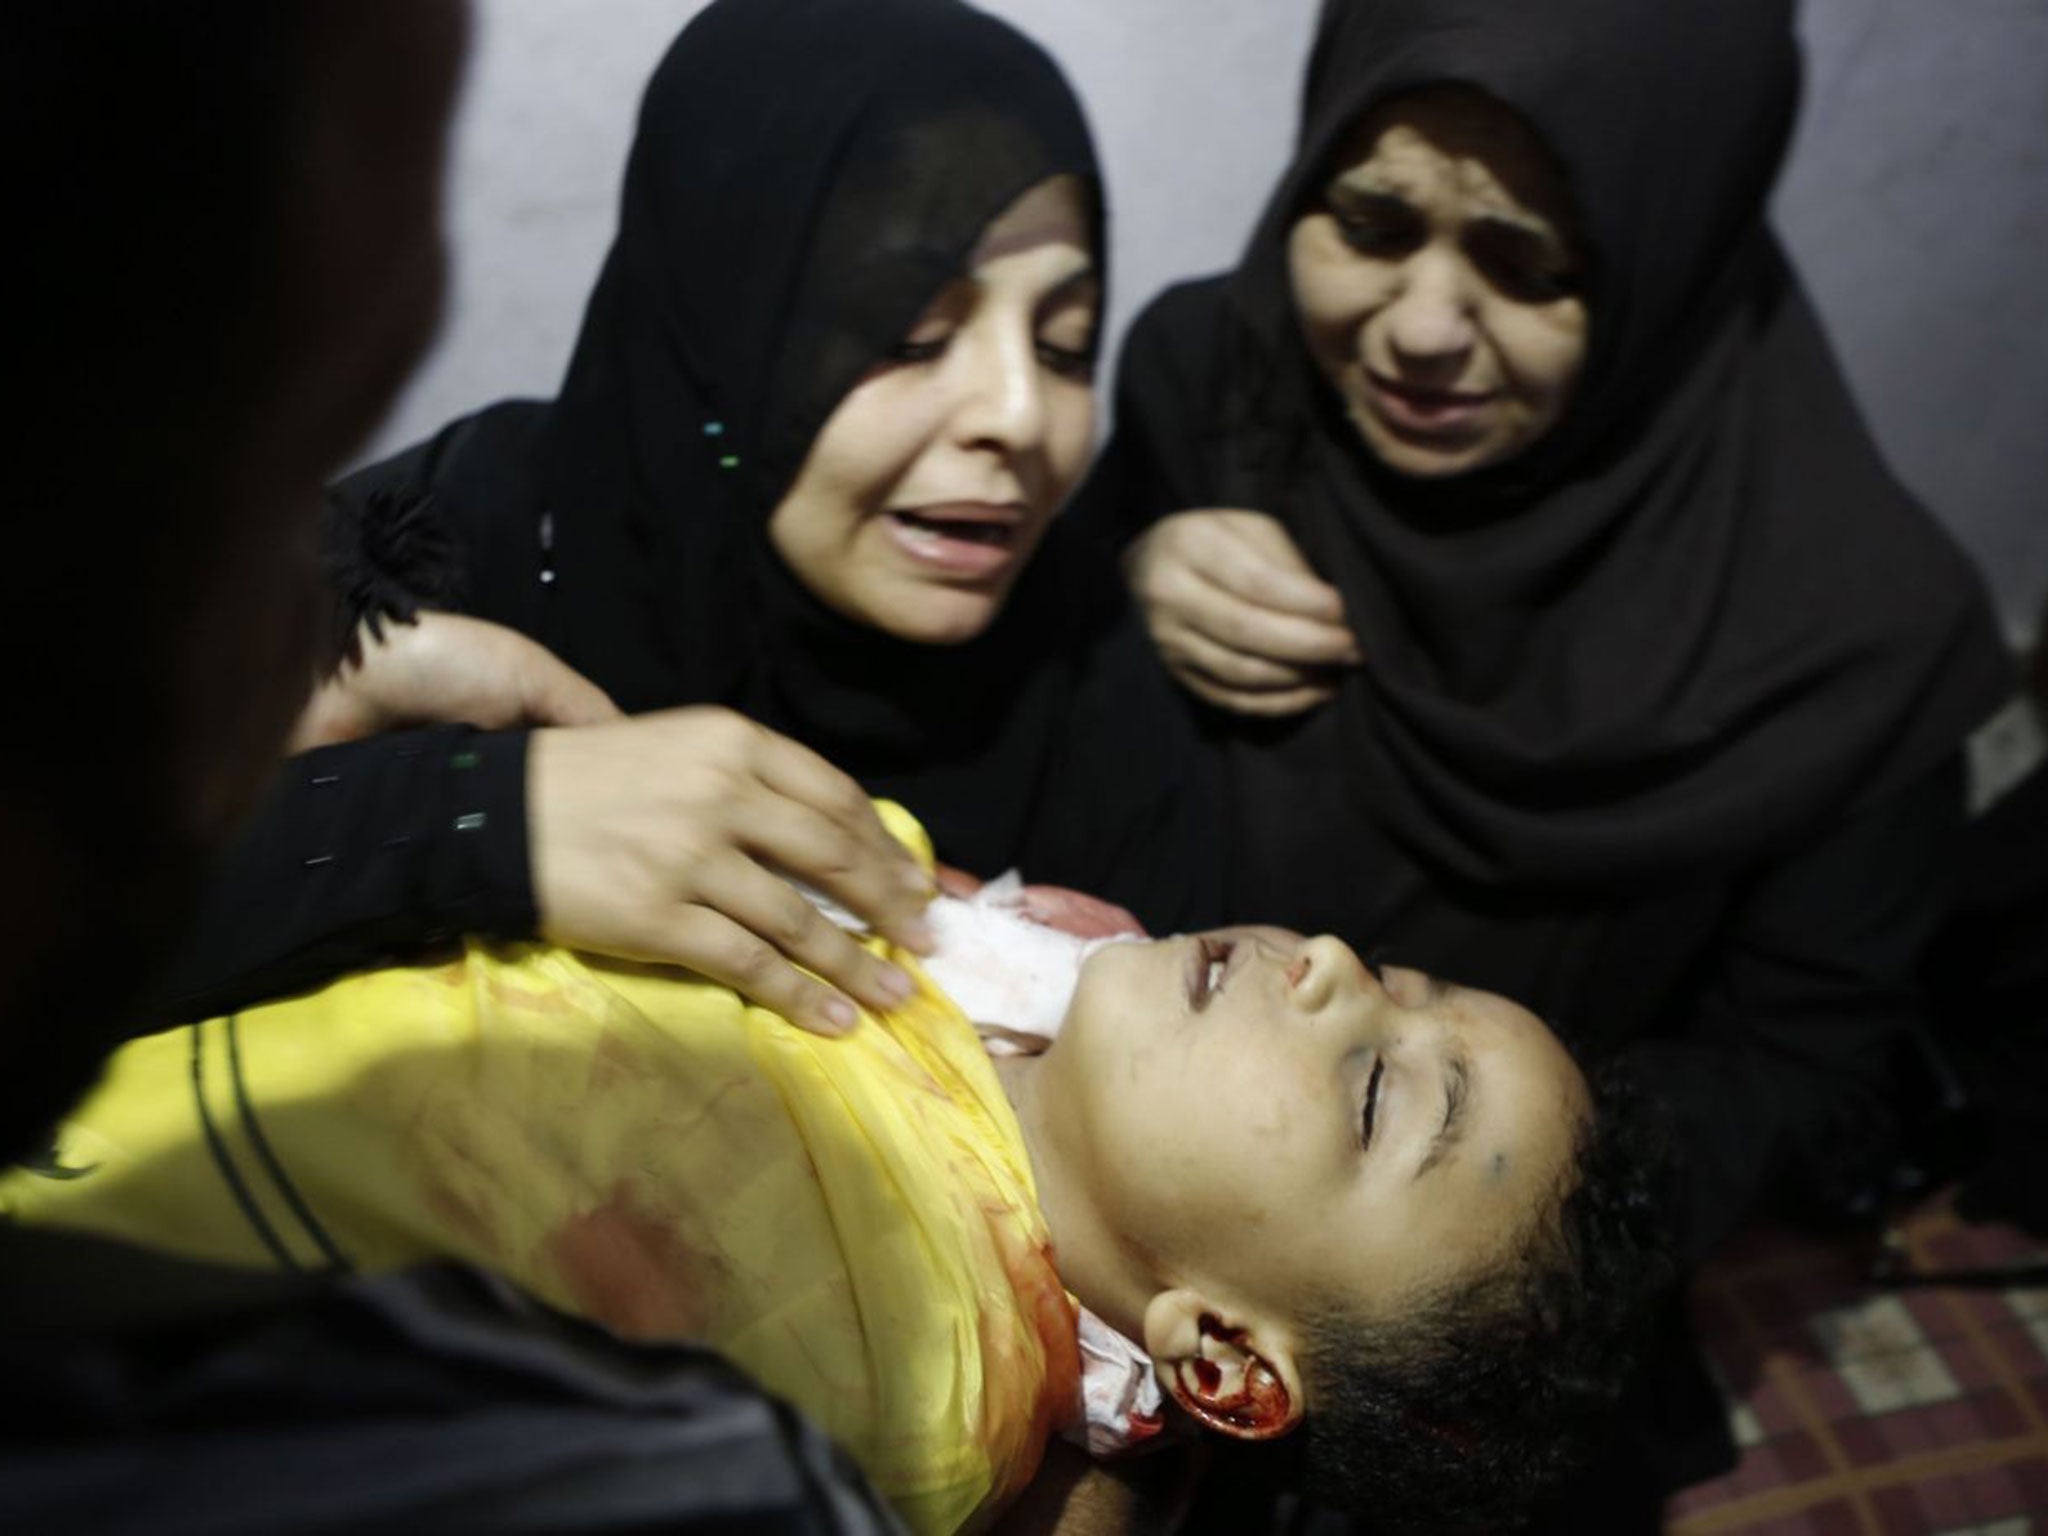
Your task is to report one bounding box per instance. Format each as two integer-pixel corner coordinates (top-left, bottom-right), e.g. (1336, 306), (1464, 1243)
(1082, 0), (2011, 1268)
(1080, 3), (2012, 1519)
(161, 0), (1220, 1030)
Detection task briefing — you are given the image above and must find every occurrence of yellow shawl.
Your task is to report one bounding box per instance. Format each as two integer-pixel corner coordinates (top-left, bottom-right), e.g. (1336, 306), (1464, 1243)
(1, 805), (1078, 1534)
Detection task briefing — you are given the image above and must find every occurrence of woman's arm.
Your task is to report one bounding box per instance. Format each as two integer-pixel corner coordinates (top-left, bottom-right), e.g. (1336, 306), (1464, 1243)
(155, 709), (940, 1035)
(144, 417), (562, 1022)
(157, 408), (936, 1029)
(1627, 756), (1968, 1261)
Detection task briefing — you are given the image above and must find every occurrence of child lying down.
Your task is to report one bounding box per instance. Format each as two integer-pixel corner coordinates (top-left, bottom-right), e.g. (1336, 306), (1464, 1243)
(2, 805), (1670, 1534)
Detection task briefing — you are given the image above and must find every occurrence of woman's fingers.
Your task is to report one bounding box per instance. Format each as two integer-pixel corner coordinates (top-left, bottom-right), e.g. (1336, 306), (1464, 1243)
(739, 794), (933, 949)
(1202, 558), (1353, 636)
(527, 709), (937, 1030)
(742, 724), (938, 952)
(1183, 514), (1360, 664)
(1162, 625), (1336, 717)
(652, 903), (866, 1037)
(1180, 671), (1336, 717)
(1180, 569), (1361, 667)
(1196, 512), (1352, 628)
(1159, 620), (1324, 692)
(1131, 510), (1363, 677)
(688, 851), (916, 1026)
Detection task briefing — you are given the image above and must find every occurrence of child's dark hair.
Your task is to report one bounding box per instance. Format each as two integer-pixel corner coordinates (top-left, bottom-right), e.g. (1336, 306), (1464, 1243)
(1279, 1054), (1676, 1532)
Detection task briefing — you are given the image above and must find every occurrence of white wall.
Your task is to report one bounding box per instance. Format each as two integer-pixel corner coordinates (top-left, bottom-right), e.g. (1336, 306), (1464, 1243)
(369, 0), (2048, 638)
(1774, 0), (2048, 641)
(368, 0), (1322, 452)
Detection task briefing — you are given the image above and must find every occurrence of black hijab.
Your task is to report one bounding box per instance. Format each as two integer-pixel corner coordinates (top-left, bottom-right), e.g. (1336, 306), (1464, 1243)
(536, 0), (1101, 685)
(485, 0), (1162, 879)
(1201, 0), (2008, 891)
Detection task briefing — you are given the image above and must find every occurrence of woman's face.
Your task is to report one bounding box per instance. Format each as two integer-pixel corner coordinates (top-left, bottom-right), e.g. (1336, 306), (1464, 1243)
(768, 175), (1098, 645)
(1288, 86), (1590, 479)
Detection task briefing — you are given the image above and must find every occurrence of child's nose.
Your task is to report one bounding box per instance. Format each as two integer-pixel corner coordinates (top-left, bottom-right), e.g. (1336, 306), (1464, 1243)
(1288, 934), (1366, 1014)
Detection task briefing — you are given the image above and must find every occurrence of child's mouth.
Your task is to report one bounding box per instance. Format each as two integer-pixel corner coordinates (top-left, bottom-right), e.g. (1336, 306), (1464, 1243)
(1185, 935), (1238, 1009)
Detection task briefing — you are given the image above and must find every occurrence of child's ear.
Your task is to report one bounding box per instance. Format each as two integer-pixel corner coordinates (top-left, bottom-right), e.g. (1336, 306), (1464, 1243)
(1142, 1288), (1304, 1443)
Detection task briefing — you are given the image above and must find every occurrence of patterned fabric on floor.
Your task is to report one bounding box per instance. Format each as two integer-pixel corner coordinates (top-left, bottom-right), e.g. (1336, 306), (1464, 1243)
(1666, 1192), (2048, 1534)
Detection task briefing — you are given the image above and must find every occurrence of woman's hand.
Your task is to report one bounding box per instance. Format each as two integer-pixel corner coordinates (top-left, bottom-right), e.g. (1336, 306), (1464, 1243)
(528, 708), (937, 1036)
(290, 613), (621, 750)
(1124, 509), (1360, 716)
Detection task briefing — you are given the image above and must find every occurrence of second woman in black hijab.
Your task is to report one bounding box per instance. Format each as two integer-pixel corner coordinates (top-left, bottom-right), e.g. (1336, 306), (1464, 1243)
(1076, 3), (2012, 1520)
(1081, 0), (2011, 1267)
(160, 0), (1221, 1029)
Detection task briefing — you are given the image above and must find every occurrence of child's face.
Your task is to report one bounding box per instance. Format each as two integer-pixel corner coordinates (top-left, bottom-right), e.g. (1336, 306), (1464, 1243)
(1040, 928), (1589, 1333)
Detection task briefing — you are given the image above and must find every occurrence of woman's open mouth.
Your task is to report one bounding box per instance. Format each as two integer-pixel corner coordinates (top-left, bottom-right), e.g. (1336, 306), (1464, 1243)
(884, 503), (1027, 579)
(1364, 371), (1498, 439)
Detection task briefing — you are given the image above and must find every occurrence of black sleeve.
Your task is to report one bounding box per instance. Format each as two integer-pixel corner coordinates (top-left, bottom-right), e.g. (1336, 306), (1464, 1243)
(316, 424), (473, 663)
(321, 400), (556, 651)
(149, 406), (559, 1023)
(1627, 756), (1968, 1261)
(148, 726), (536, 1025)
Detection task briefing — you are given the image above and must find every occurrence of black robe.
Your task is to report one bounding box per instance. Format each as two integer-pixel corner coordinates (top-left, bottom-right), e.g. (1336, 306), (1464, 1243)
(1076, 1), (2011, 1517)
(1075, 0), (2015, 1264)
(154, 0), (1222, 1024)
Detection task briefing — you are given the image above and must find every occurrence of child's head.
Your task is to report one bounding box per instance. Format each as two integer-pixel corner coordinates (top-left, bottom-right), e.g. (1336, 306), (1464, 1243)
(1015, 927), (1672, 1527)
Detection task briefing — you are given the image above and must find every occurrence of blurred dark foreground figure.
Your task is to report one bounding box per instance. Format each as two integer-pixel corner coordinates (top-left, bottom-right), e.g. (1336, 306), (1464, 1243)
(0, 5), (895, 1530)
